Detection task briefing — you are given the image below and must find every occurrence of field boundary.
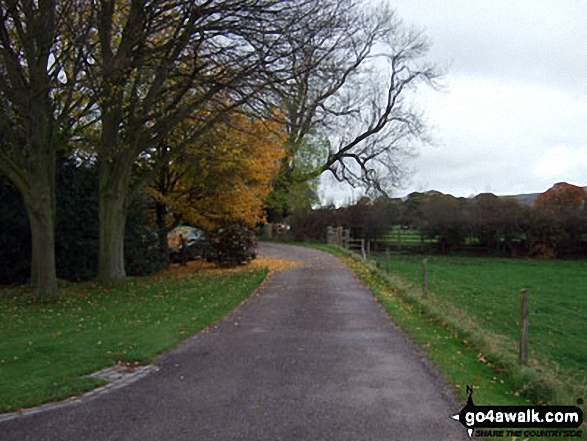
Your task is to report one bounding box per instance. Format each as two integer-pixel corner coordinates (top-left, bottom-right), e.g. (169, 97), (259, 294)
(307, 243), (585, 413)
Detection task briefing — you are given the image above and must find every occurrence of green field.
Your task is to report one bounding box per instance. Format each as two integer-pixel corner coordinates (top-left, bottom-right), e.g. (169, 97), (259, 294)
(372, 253), (587, 399)
(300, 243), (586, 439)
(380, 226), (431, 248)
(0, 268), (267, 412)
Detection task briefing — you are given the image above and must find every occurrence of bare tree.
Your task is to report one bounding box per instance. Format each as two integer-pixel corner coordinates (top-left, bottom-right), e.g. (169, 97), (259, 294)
(0, 0), (93, 296)
(1, 0), (436, 290)
(270, 0), (439, 208)
(87, 0), (309, 282)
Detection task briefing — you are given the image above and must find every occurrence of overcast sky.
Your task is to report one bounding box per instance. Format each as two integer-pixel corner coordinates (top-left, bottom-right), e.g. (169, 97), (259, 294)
(320, 0), (587, 204)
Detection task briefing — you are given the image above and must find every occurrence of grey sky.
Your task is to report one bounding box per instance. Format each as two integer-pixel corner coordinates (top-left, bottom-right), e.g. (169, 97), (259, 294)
(320, 0), (587, 203)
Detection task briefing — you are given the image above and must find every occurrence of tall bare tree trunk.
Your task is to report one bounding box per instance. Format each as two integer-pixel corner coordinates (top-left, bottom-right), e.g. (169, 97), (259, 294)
(18, 149), (58, 297)
(98, 158), (131, 284)
(27, 203), (57, 295)
(0, 0), (60, 297)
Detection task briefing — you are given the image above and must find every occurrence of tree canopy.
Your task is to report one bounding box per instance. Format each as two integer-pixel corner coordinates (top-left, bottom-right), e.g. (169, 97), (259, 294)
(267, 0), (439, 221)
(1, 0), (440, 293)
(148, 111), (285, 232)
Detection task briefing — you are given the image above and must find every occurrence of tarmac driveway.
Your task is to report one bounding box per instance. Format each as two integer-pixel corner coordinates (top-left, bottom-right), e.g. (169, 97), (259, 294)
(1, 243), (466, 440)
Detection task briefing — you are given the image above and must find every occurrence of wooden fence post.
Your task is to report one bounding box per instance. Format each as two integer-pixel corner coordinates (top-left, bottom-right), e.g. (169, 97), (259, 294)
(519, 288), (529, 364)
(385, 248), (390, 274)
(422, 258), (428, 298)
(360, 239), (366, 260)
(343, 229), (350, 250)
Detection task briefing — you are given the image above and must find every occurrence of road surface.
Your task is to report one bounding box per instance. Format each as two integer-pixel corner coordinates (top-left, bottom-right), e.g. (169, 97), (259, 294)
(1, 243), (466, 440)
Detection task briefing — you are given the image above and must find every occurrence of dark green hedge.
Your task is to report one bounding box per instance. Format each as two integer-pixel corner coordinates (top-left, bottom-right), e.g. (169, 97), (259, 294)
(0, 159), (165, 285)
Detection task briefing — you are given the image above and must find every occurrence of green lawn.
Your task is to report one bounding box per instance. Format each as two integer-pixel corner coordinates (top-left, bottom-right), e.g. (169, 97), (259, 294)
(0, 268), (267, 412)
(372, 253), (587, 399)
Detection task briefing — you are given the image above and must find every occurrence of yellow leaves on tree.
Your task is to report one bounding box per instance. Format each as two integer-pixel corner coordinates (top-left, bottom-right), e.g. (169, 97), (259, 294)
(150, 113), (285, 231)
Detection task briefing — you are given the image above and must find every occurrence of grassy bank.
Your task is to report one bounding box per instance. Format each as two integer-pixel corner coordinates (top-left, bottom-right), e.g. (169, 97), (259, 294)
(303, 243), (586, 440)
(371, 253), (586, 399)
(0, 265), (268, 412)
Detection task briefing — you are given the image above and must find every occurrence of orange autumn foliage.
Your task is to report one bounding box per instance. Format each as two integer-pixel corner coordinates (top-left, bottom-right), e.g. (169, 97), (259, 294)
(149, 113), (285, 231)
(534, 182), (586, 210)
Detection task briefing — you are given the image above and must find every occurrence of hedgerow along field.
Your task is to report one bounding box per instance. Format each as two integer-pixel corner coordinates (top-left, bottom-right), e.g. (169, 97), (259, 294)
(0, 265), (268, 413)
(371, 253), (587, 401)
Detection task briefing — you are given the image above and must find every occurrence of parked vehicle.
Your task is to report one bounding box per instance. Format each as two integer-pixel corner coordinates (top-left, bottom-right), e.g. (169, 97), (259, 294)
(167, 226), (206, 262)
(245, 229), (257, 261)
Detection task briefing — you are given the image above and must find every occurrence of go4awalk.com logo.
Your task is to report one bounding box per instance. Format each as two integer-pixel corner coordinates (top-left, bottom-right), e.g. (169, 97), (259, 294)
(451, 386), (584, 438)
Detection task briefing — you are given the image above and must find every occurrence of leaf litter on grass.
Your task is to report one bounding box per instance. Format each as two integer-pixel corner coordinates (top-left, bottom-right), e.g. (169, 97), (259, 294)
(0, 253), (305, 413)
(158, 256), (303, 278)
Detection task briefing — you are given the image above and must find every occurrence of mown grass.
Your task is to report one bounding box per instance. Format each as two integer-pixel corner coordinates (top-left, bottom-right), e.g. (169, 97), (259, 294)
(0, 267), (267, 413)
(371, 253), (587, 400)
(302, 243), (586, 440)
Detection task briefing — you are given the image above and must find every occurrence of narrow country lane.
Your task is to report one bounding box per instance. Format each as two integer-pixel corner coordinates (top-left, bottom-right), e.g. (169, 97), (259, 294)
(1, 243), (467, 440)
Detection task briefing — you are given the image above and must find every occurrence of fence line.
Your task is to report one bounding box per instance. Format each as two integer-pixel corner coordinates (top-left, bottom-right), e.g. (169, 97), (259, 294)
(341, 247), (535, 366)
(519, 288), (529, 364)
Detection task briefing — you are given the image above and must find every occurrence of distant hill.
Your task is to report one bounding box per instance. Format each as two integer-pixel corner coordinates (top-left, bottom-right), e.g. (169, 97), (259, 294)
(503, 192), (540, 206)
(503, 186), (587, 206)
(402, 186), (587, 206)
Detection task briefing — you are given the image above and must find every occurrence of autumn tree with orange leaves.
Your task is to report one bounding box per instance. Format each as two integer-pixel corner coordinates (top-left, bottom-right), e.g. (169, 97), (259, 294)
(0, 0), (439, 292)
(148, 112), (285, 254)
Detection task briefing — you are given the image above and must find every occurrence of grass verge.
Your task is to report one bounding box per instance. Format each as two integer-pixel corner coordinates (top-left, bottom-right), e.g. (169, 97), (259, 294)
(300, 243), (586, 440)
(369, 253), (586, 402)
(0, 263), (268, 413)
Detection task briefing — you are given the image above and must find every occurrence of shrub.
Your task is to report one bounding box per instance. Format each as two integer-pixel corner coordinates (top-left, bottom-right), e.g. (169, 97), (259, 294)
(0, 177), (31, 284)
(125, 196), (167, 276)
(206, 223), (256, 268)
(0, 159), (165, 284)
(55, 159), (99, 281)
